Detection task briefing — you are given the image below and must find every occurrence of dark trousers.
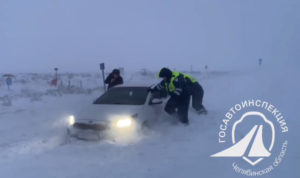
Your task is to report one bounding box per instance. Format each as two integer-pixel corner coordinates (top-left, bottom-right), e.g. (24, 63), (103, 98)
(164, 95), (190, 124)
(191, 82), (205, 111)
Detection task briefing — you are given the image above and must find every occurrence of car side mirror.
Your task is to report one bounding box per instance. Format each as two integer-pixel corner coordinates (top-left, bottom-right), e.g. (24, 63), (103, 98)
(149, 98), (163, 105)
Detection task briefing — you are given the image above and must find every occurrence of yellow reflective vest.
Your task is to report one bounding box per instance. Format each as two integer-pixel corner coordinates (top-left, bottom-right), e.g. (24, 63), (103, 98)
(165, 71), (197, 93)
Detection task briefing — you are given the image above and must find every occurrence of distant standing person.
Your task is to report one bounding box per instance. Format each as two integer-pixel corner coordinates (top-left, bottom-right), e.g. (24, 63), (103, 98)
(105, 69), (123, 89)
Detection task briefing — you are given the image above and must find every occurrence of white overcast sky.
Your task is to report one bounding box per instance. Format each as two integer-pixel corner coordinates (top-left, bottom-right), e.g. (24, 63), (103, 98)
(0, 0), (299, 73)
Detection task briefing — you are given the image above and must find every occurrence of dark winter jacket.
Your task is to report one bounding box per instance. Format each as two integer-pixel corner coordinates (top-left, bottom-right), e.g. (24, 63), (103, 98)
(105, 73), (123, 89)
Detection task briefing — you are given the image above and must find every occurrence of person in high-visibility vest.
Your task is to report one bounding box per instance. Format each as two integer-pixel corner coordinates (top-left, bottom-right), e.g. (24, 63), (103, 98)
(151, 67), (207, 124)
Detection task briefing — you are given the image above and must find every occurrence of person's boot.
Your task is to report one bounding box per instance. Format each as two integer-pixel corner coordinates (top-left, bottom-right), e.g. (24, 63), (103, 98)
(180, 119), (189, 125)
(197, 106), (208, 115)
(179, 116), (189, 125)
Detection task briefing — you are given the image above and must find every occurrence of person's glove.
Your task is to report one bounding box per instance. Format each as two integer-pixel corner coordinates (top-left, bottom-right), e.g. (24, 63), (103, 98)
(147, 87), (155, 93)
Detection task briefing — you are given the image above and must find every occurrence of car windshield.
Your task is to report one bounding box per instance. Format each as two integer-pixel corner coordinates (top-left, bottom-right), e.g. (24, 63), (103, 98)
(94, 87), (148, 105)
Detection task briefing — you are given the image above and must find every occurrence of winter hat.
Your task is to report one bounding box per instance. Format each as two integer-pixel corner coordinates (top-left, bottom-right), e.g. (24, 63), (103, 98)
(112, 69), (120, 75)
(158, 68), (172, 79)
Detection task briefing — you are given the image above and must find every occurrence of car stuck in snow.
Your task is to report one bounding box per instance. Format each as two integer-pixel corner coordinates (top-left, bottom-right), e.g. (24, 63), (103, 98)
(67, 86), (165, 140)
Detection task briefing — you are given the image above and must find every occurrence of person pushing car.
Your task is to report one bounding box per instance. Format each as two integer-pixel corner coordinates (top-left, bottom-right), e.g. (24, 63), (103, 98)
(150, 67), (207, 125)
(105, 69), (123, 89)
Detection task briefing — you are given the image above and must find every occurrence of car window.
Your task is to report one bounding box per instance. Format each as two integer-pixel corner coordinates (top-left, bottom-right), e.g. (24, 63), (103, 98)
(94, 87), (148, 105)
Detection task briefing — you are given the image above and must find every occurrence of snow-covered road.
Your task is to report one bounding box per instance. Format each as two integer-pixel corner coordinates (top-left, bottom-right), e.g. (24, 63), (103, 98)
(0, 67), (299, 178)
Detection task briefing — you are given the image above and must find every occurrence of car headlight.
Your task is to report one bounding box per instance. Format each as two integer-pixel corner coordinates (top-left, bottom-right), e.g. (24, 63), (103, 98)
(116, 118), (132, 128)
(68, 115), (75, 126)
(108, 115), (141, 144)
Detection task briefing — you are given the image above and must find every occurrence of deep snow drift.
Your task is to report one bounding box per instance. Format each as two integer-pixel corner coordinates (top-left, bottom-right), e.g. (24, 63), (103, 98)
(0, 67), (299, 178)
